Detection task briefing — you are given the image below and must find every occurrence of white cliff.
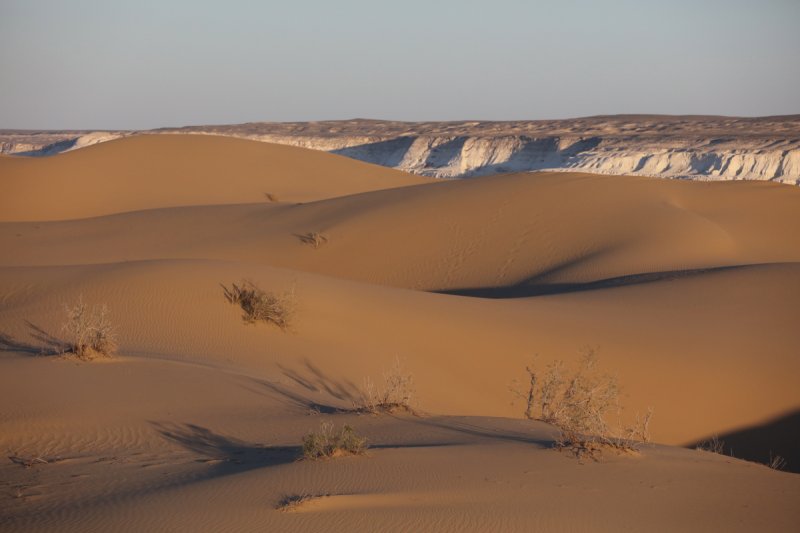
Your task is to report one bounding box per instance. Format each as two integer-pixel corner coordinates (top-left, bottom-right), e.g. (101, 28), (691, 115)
(2, 116), (799, 184)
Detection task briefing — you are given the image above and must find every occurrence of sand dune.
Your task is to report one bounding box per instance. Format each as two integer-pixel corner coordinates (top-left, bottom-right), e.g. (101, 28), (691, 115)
(0, 258), (798, 445)
(0, 134), (427, 222)
(4, 173), (799, 285)
(2, 356), (797, 532)
(1, 135), (798, 531)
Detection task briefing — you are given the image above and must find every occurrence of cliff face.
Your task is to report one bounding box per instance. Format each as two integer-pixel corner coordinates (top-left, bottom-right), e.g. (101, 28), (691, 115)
(2, 116), (799, 184)
(245, 134), (799, 184)
(0, 131), (125, 156)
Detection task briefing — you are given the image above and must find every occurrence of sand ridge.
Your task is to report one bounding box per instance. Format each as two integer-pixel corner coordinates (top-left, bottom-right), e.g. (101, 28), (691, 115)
(0, 134), (428, 222)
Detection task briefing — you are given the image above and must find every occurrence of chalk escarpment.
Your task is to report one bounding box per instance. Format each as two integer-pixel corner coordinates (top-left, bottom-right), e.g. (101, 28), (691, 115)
(2, 115), (799, 184)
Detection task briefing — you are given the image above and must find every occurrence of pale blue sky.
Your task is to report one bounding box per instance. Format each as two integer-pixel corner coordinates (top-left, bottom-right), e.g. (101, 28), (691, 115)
(1, 0), (798, 129)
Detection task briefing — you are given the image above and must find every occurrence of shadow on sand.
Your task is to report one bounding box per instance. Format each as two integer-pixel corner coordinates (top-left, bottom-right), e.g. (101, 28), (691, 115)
(436, 265), (750, 299)
(153, 422), (300, 470)
(240, 358), (363, 414)
(686, 409), (800, 474)
(0, 321), (68, 356)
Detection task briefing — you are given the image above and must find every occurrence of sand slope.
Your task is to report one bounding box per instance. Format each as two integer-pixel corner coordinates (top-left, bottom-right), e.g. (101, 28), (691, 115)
(0, 134), (427, 222)
(1, 356), (797, 533)
(0, 258), (797, 445)
(1, 136), (798, 531)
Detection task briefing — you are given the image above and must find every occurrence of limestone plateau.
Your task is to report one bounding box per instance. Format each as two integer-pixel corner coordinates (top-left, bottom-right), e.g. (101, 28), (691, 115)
(3, 115), (799, 184)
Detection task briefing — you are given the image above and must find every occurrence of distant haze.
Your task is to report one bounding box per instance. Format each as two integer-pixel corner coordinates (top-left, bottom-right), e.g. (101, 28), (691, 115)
(1, 0), (798, 130)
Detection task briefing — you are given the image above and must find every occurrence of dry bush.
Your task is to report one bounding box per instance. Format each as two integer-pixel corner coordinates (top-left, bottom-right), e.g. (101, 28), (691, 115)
(223, 280), (294, 330)
(9, 446), (65, 470)
(515, 350), (646, 458)
(695, 438), (787, 471)
(299, 231), (329, 249)
(767, 453), (787, 471)
(695, 435), (725, 455)
(625, 408), (654, 444)
(354, 357), (415, 414)
(62, 297), (117, 360)
(301, 422), (367, 460)
(276, 493), (324, 512)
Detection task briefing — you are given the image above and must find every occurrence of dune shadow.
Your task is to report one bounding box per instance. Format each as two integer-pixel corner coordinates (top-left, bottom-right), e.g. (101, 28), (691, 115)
(686, 410), (800, 473)
(0, 321), (68, 356)
(436, 265), (750, 299)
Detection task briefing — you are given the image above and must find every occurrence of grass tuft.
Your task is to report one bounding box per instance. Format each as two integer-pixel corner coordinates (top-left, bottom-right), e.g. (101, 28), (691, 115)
(299, 232), (329, 249)
(354, 357), (416, 414)
(223, 280), (295, 330)
(301, 422), (367, 460)
(276, 493), (325, 512)
(62, 296), (116, 360)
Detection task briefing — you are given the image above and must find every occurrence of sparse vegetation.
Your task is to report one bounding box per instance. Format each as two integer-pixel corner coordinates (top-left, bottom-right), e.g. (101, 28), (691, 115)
(62, 297), (117, 360)
(515, 349), (646, 458)
(694, 438), (789, 471)
(9, 451), (62, 469)
(301, 422), (367, 459)
(299, 231), (329, 249)
(276, 493), (324, 512)
(695, 435), (725, 455)
(767, 453), (786, 471)
(354, 357), (416, 414)
(223, 280), (295, 330)
(625, 408), (654, 444)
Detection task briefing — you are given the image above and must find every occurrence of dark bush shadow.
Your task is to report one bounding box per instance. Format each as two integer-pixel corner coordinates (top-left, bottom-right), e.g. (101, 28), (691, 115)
(0, 321), (68, 356)
(244, 376), (342, 414)
(410, 416), (555, 448)
(152, 421), (468, 479)
(153, 422), (299, 471)
(686, 409), (800, 473)
(236, 359), (366, 414)
(273, 359), (362, 407)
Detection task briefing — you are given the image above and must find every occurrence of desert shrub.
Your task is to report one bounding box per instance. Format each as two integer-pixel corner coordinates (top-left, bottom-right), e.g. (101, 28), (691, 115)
(223, 280), (294, 330)
(62, 297), (116, 360)
(301, 422), (367, 460)
(767, 453), (786, 471)
(695, 438), (787, 471)
(299, 231), (329, 249)
(625, 408), (654, 444)
(355, 357), (415, 414)
(515, 349), (646, 458)
(276, 493), (323, 512)
(695, 435), (725, 455)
